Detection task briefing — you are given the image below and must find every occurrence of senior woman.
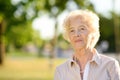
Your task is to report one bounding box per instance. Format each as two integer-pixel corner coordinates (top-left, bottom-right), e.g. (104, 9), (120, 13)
(54, 10), (120, 80)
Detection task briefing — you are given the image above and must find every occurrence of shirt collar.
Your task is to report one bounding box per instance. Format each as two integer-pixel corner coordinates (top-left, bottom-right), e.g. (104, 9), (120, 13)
(68, 58), (77, 67)
(91, 50), (101, 65)
(68, 49), (101, 67)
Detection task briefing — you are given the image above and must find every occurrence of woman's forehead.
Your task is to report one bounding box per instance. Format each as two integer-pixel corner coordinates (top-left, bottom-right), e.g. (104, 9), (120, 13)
(67, 17), (96, 32)
(68, 24), (88, 29)
(69, 17), (91, 28)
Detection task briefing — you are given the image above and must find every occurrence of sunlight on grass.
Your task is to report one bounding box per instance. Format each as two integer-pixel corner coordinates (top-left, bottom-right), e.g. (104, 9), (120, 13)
(0, 57), (66, 80)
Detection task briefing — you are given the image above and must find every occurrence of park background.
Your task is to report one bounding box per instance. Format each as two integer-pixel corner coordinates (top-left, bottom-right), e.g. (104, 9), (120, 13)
(0, 0), (120, 80)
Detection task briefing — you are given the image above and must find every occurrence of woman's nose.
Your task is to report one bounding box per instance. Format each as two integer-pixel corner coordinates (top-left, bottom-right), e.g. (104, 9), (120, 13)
(75, 30), (80, 37)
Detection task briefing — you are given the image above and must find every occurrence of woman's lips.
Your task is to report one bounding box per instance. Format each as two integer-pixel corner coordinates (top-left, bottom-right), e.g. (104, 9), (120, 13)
(74, 39), (82, 43)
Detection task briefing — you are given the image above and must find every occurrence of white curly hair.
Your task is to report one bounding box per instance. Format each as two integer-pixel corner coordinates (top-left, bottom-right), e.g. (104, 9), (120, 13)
(63, 9), (100, 48)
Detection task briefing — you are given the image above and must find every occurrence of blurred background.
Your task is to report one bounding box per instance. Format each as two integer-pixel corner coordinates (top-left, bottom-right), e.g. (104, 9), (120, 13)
(0, 0), (120, 80)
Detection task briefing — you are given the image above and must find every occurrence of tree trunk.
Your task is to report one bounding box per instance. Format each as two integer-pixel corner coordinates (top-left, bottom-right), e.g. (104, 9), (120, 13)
(112, 0), (120, 53)
(49, 18), (58, 68)
(113, 15), (120, 53)
(0, 21), (5, 65)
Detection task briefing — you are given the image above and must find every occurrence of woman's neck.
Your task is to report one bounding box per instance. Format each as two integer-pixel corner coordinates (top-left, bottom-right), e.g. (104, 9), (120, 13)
(73, 48), (95, 79)
(74, 47), (93, 57)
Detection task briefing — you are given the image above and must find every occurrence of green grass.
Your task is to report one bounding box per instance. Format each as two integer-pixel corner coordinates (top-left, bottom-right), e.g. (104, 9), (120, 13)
(0, 57), (66, 80)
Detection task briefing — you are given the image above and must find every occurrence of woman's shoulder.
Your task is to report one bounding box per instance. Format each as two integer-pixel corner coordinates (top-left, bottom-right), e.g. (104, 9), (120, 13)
(55, 59), (71, 71)
(99, 53), (119, 65)
(99, 54), (117, 60)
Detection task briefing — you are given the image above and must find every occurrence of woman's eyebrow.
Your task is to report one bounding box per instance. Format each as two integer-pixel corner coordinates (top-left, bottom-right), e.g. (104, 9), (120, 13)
(78, 25), (88, 29)
(68, 27), (74, 30)
(78, 24), (86, 27)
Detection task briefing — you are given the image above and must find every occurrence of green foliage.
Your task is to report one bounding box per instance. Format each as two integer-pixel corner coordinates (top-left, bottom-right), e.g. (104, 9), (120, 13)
(100, 17), (114, 39)
(32, 30), (44, 48)
(57, 34), (70, 50)
(0, 0), (46, 51)
(99, 15), (120, 52)
(44, 0), (68, 16)
(6, 22), (33, 48)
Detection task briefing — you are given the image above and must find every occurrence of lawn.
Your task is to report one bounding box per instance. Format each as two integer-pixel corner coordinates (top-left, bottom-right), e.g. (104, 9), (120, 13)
(0, 56), (66, 80)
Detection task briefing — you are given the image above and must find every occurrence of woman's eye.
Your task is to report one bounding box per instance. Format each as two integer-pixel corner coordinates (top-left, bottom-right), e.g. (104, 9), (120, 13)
(70, 30), (74, 32)
(80, 27), (85, 30)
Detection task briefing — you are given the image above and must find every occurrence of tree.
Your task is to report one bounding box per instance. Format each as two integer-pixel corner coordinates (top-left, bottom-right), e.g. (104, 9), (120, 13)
(43, 0), (68, 58)
(99, 16), (115, 52)
(0, 0), (46, 65)
(6, 22), (34, 49)
(112, 0), (120, 53)
(0, 0), (15, 64)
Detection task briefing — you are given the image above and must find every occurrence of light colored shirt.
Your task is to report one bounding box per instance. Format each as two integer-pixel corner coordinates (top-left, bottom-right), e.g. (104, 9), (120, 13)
(83, 60), (90, 80)
(54, 51), (120, 80)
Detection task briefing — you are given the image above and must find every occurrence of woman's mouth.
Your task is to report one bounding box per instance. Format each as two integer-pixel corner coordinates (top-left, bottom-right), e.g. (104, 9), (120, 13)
(74, 39), (82, 43)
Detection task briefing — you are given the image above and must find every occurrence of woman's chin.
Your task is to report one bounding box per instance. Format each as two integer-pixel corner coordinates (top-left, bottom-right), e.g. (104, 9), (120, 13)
(74, 45), (85, 50)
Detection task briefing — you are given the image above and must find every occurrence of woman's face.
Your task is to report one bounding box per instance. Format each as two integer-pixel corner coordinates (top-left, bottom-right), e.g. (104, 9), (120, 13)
(68, 17), (93, 50)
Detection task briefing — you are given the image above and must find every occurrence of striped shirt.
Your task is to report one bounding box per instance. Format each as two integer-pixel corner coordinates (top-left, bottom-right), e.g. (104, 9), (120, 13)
(54, 51), (120, 80)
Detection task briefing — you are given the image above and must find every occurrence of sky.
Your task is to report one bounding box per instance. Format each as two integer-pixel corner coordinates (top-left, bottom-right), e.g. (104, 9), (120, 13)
(32, 15), (55, 39)
(32, 0), (120, 40)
